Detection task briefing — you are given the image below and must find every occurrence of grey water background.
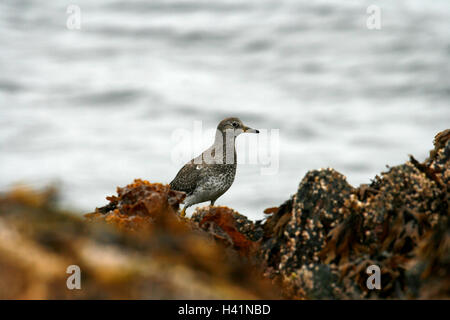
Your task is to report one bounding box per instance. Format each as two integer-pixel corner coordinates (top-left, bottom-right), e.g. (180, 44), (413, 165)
(1, 0), (449, 220)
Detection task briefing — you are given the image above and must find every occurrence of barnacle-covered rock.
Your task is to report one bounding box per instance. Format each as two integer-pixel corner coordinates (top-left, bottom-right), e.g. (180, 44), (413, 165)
(261, 168), (353, 298)
(262, 130), (449, 299)
(410, 214), (449, 299)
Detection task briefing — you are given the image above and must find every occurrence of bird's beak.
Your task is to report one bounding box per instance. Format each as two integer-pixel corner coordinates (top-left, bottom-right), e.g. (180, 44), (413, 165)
(243, 125), (259, 134)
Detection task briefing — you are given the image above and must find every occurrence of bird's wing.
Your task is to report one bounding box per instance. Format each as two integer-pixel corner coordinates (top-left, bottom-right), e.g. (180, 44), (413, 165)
(169, 161), (202, 195)
(170, 146), (220, 195)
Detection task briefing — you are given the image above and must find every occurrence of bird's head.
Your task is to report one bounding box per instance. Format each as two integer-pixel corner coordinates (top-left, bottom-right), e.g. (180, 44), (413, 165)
(217, 117), (259, 137)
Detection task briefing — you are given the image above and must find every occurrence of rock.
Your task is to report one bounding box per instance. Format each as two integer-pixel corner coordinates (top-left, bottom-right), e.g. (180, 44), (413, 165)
(85, 179), (186, 231)
(0, 183), (277, 299)
(261, 130), (449, 299)
(261, 168), (353, 298)
(0, 130), (447, 299)
(191, 206), (263, 257)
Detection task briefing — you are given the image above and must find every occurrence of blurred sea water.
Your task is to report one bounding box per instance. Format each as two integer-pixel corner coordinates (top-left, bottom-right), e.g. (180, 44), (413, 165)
(1, 0), (449, 220)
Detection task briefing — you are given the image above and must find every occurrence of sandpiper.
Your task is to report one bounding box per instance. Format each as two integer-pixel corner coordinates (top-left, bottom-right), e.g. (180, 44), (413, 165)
(170, 117), (259, 216)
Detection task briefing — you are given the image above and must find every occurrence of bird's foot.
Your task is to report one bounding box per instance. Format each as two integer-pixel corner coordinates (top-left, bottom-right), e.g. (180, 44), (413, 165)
(180, 207), (186, 217)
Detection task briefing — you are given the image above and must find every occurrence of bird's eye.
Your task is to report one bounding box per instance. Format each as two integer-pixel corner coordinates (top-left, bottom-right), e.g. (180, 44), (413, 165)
(232, 122), (239, 128)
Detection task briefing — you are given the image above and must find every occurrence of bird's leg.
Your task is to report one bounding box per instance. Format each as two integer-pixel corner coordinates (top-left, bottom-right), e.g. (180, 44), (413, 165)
(180, 202), (192, 217)
(180, 195), (196, 217)
(180, 206), (187, 217)
(210, 200), (215, 207)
